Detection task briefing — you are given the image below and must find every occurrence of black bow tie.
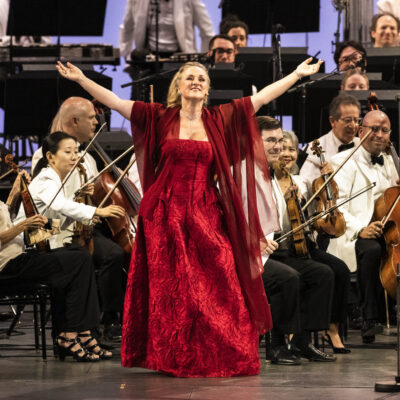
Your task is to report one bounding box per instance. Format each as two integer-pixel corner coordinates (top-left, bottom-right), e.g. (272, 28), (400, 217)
(338, 142), (355, 152)
(269, 168), (275, 179)
(371, 154), (384, 166)
(78, 143), (86, 152)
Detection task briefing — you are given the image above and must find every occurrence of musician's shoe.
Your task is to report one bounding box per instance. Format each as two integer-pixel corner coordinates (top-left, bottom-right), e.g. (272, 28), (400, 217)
(269, 344), (302, 365)
(297, 342), (337, 362)
(103, 323), (122, 342)
(361, 320), (383, 339)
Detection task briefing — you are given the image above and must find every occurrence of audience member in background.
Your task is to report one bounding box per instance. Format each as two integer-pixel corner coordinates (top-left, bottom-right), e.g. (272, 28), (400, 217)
(340, 69), (370, 91)
(220, 14), (249, 48)
(334, 40), (367, 72)
(370, 12), (400, 48)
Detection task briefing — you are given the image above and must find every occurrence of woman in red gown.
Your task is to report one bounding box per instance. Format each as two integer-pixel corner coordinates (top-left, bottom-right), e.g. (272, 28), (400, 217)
(57, 58), (322, 377)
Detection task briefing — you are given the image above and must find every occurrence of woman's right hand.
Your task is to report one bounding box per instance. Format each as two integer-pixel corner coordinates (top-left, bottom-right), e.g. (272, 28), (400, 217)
(56, 61), (85, 82)
(95, 205), (125, 219)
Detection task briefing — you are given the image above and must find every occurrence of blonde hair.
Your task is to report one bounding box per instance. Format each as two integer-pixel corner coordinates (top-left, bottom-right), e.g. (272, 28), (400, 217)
(167, 62), (210, 108)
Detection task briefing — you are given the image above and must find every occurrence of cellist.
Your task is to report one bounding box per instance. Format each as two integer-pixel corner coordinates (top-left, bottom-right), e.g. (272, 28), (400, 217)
(31, 98), (127, 341)
(327, 109), (398, 344)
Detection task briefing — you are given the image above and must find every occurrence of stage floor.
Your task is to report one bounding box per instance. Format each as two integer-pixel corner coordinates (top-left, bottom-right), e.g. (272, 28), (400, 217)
(0, 308), (399, 400)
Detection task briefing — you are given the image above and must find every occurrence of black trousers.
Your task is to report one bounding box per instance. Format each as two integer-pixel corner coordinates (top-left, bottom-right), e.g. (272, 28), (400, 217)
(92, 228), (126, 315)
(2, 245), (100, 332)
(269, 248), (335, 332)
(262, 258), (301, 334)
(355, 238), (384, 320)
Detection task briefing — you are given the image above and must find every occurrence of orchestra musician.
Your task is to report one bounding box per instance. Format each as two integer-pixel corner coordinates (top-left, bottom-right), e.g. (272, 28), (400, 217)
(258, 116), (350, 362)
(56, 53), (322, 377)
(327, 109), (399, 343)
(31, 98), (127, 341)
(300, 94), (361, 205)
(0, 167), (106, 362)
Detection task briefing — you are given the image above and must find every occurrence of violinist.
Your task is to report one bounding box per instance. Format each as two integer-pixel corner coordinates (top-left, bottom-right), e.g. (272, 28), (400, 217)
(300, 93), (361, 194)
(31, 98), (127, 341)
(0, 167), (105, 362)
(19, 132), (126, 341)
(327, 110), (398, 343)
(258, 116), (337, 363)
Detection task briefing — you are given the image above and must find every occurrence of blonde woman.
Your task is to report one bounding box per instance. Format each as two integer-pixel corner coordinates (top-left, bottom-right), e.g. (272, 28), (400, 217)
(57, 58), (322, 377)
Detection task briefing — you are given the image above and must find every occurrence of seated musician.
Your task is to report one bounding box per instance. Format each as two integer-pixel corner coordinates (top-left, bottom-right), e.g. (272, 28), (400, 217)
(207, 34), (237, 65)
(31, 98), (127, 341)
(220, 15), (249, 48)
(327, 110), (398, 343)
(119, 0), (214, 60)
(334, 40), (367, 72)
(340, 69), (370, 91)
(300, 93), (361, 196)
(370, 12), (400, 48)
(259, 116), (349, 362)
(0, 168), (108, 362)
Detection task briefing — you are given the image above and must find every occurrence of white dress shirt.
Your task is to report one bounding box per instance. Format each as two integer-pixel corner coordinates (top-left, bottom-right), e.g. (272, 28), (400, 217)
(327, 146), (398, 271)
(299, 130), (360, 195)
(0, 201), (24, 271)
(15, 166), (96, 249)
(119, 0), (215, 59)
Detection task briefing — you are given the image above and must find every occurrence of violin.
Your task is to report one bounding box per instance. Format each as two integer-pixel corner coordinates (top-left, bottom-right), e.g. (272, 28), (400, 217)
(91, 141), (141, 254)
(4, 154), (50, 253)
(71, 160), (94, 254)
(310, 140), (346, 238)
(276, 162), (309, 258)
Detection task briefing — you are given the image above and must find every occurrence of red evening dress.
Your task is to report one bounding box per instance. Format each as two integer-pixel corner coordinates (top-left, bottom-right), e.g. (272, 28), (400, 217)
(121, 139), (260, 377)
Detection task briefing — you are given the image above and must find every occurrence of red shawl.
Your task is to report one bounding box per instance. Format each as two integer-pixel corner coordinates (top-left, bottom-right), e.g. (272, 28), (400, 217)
(131, 97), (279, 334)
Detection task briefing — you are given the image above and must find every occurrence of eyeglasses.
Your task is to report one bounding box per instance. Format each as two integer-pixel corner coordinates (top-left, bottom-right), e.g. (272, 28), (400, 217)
(338, 51), (363, 66)
(338, 117), (363, 125)
(362, 125), (392, 134)
(214, 47), (235, 55)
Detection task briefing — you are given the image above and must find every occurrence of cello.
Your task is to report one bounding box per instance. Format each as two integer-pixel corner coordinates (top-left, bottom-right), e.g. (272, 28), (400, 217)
(91, 141), (141, 254)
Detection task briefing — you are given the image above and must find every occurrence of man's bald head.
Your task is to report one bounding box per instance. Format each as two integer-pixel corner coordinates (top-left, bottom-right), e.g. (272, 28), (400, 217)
(360, 110), (391, 155)
(51, 97), (97, 143)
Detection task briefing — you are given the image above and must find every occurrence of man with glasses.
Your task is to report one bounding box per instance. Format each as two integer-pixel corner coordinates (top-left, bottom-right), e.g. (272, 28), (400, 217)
(207, 34), (237, 65)
(327, 110), (398, 343)
(334, 41), (367, 72)
(300, 93), (361, 195)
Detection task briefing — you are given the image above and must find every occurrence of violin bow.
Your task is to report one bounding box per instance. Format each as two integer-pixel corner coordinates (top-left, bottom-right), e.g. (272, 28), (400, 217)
(42, 122), (107, 215)
(277, 182), (376, 244)
(302, 128), (373, 212)
(74, 145), (135, 197)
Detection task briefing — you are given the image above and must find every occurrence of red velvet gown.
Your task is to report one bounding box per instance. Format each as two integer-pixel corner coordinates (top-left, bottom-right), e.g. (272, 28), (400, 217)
(122, 99), (278, 377)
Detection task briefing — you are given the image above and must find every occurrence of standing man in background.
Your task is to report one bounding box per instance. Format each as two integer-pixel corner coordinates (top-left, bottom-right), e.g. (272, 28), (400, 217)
(119, 0), (215, 60)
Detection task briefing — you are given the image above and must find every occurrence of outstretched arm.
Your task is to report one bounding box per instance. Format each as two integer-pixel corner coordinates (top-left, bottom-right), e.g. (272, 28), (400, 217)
(251, 58), (323, 113)
(56, 62), (134, 120)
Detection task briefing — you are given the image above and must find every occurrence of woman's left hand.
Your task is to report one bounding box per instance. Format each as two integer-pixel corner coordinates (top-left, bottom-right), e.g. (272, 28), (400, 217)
(295, 57), (324, 78)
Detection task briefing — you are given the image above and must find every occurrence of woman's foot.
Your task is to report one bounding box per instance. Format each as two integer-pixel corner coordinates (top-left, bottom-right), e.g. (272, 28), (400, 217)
(57, 333), (100, 362)
(324, 332), (351, 354)
(78, 331), (113, 360)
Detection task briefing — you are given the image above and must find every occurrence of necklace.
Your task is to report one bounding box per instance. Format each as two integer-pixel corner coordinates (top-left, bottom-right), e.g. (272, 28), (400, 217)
(180, 110), (202, 134)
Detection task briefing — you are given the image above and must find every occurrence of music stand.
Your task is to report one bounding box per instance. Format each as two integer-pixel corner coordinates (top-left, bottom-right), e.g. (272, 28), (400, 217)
(221, 0), (320, 34)
(7, 0), (107, 37)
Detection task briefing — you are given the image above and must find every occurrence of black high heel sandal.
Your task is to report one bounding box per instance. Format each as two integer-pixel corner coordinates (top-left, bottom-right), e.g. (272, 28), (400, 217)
(322, 332), (351, 354)
(78, 332), (113, 360)
(57, 336), (100, 362)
